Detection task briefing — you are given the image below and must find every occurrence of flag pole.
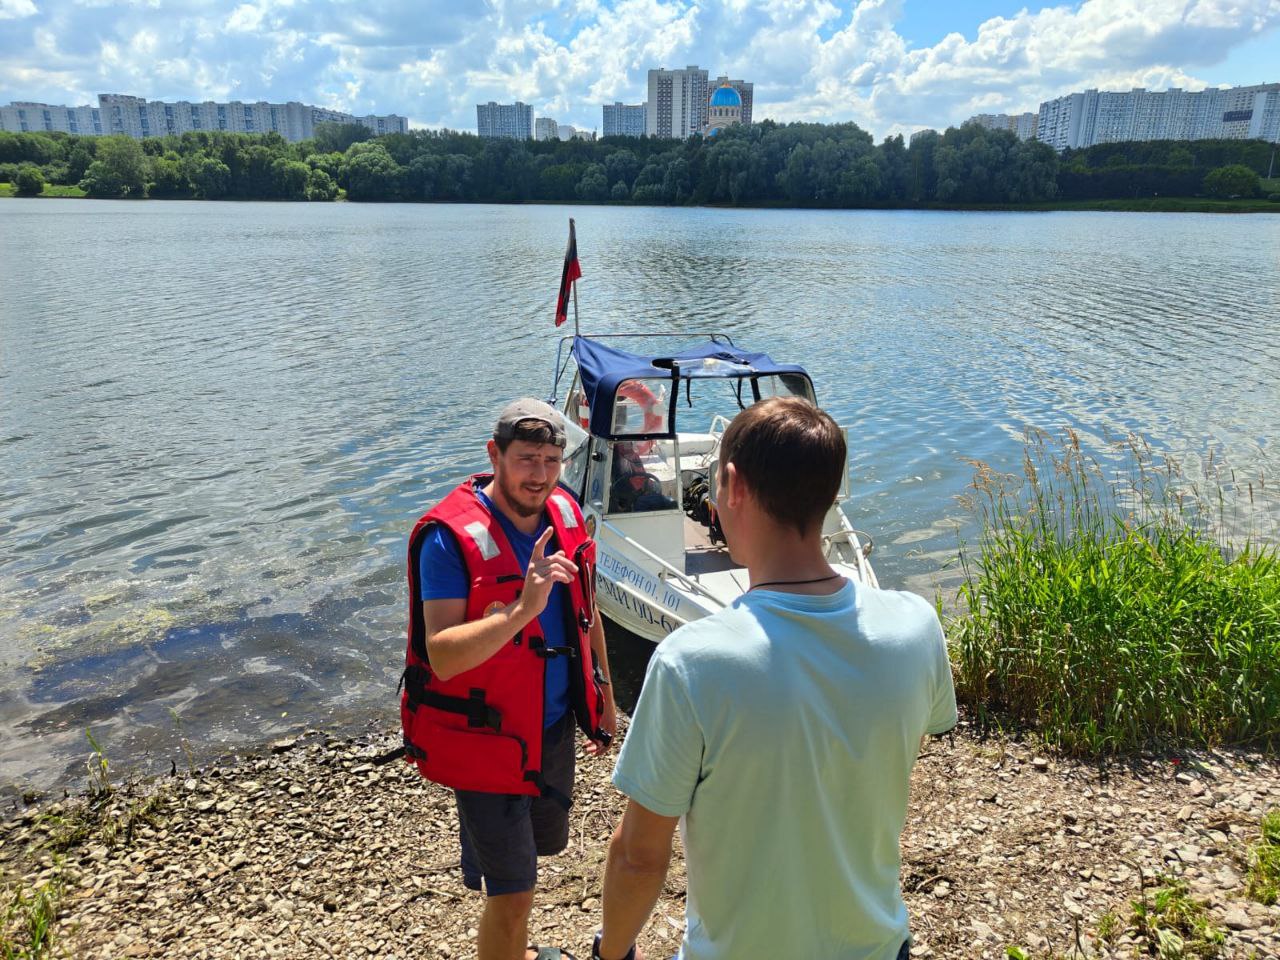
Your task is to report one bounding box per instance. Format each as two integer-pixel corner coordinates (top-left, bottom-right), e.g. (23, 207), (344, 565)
(570, 218), (580, 337)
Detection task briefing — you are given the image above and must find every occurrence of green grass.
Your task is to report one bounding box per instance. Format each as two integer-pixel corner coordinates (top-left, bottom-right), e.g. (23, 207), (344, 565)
(0, 182), (85, 198)
(1246, 809), (1280, 905)
(38, 184), (86, 198)
(1130, 876), (1225, 958)
(0, 874), (64, 960)
(950, 197), (1280, 213)
(949, 428), (1280, 755)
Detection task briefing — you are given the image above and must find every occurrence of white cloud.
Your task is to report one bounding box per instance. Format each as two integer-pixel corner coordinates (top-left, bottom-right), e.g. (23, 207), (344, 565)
(0, 0), (1277, 136)
(0, 0), (38, 19)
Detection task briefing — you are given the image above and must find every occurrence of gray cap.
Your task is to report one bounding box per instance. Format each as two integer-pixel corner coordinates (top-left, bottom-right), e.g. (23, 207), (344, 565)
(493, 398), (567, 448)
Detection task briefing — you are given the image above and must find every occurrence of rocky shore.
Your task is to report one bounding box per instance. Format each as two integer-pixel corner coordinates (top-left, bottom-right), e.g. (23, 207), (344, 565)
(2, 718), (1277, 959)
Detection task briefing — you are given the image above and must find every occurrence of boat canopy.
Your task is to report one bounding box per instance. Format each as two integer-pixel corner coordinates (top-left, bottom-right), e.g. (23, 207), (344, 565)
(571, 336), (812, 439)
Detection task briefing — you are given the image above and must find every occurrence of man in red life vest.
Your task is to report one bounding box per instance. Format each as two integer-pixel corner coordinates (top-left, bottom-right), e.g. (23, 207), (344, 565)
(402, 398), (617, 960)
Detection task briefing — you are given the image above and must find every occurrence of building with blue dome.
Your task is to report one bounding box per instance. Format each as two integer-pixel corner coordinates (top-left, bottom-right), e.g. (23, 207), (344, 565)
(704, 83), (744, 136)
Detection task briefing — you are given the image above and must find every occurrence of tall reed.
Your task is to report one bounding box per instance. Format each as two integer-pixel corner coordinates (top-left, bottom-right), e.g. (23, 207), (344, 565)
(950, 428), (1280, 755)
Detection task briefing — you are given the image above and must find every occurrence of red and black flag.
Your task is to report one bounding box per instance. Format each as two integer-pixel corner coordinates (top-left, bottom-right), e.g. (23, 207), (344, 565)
(554, 219), (581, 328)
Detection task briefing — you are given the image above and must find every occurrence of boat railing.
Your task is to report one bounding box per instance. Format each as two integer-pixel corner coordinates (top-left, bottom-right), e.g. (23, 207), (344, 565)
(599, 517), (729, 609)
(548, 331), (736, 405)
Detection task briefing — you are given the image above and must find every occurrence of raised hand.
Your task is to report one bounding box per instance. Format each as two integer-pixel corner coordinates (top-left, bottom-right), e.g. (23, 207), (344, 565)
(519, 526), (578, 619)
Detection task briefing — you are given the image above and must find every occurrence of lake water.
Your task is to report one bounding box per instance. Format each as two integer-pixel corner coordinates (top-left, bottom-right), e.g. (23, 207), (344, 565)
(1, 200), (1277, 792)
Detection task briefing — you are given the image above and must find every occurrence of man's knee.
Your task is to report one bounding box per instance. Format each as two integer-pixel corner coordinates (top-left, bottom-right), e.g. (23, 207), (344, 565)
(485, 888), (535, 927)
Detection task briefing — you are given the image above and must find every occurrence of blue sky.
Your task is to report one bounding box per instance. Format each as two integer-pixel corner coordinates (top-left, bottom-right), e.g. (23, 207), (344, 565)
(1, 0), (1277, 139)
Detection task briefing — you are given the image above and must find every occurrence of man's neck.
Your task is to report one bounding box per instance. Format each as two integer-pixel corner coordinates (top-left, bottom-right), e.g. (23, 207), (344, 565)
(743, 525), (840, 595)
(480, 478), (542, 536)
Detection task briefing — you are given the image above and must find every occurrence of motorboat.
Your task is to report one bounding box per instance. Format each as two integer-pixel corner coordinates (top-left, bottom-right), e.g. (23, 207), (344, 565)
(546, 333), (878, 643)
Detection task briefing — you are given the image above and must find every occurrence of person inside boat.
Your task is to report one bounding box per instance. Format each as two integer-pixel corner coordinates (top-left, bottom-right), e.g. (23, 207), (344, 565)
(606, 395), (677, 513)
(608, 440), (677, 513)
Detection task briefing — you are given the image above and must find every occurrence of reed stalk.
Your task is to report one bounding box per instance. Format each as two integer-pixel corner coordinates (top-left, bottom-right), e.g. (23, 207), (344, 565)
(950, 428), (1280, 755)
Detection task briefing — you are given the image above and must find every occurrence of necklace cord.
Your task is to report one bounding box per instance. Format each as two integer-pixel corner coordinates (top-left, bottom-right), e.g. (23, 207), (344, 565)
(749, 573), (843, 591)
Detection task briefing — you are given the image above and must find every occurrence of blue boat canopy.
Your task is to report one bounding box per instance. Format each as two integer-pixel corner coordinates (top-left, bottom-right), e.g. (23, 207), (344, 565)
(571, 336), (812, 439)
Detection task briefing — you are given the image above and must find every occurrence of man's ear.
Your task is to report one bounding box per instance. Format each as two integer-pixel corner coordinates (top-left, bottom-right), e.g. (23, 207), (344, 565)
(723, 462), (745, 508)
(486, 439), (499, 470)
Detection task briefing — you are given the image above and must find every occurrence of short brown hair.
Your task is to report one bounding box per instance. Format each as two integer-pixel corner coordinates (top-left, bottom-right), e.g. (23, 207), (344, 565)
(719, 397), (845, 535)
(494, 418), (562, 453)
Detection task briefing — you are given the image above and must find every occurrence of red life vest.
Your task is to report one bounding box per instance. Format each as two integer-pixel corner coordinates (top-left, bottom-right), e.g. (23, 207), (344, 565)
(401, 476), (605, 797)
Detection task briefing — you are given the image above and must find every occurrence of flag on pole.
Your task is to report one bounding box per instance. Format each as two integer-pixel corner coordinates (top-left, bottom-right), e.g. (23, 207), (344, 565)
(554, 219), (581, 328)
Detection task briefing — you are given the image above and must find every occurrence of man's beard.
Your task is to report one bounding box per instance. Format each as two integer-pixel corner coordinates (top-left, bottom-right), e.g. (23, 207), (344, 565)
(497, 474), (551, 518)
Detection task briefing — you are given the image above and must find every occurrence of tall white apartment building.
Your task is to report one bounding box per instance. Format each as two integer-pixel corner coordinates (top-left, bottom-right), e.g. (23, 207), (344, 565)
(602, 102), (646, 138)
(476, 101), (533, 139)
(709, 76), (754, 126)
(0, 94), (407, 141)
(646, 66), (709, 139)
(0, 102), (102, 135)
(1036, 83), (1280, 151)
(965, 112), (1037, 140)
(535, 117), (559, 141)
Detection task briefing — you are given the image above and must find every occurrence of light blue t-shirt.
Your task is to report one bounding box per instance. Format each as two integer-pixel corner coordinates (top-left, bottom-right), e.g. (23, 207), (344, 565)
(418, 488), (570, 728)
(612, 580), (957, 960)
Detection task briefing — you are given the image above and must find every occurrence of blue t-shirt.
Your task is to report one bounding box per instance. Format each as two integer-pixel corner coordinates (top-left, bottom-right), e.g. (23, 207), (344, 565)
(418, 489), (570, 727)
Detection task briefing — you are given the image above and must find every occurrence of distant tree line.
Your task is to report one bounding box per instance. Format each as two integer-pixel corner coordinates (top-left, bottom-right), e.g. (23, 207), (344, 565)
(1, 120), (1275, 205)
(1058, 138), (1276, 200)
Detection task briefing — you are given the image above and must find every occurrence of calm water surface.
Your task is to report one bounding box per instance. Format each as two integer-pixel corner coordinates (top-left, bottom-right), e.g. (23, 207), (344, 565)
(1, 201), (1277, 790)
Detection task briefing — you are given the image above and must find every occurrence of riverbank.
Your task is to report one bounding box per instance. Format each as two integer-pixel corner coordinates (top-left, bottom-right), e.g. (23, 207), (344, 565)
(3, 717), (1277, 959)
(3, 183), (1278, 212)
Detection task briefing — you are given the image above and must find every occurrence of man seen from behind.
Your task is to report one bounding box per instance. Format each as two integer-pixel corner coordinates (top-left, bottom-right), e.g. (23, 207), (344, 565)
(594, 396), (957, 960)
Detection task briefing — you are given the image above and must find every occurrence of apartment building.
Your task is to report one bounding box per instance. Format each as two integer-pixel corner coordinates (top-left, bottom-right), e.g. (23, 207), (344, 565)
(602, 102), (645, 138)
(1036, 83), (1280, 151)
(476, 101), (533, 139)
(1, 94), (406, 141)
(534, 117), (559, 141)
(646, 66), (709, 139)
(965, 112), (1037, 140)
(0, 102), (102, 135)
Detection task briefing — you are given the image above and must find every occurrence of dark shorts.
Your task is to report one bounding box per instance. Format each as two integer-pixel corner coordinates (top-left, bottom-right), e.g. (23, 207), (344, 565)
(455, 712), (576, 896)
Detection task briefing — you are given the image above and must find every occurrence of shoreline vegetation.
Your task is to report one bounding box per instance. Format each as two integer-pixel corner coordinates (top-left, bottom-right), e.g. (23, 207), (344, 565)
(3, 432), (1279, 957)
(4, 180), (1279, 214)
(2, 122), (1278, 212)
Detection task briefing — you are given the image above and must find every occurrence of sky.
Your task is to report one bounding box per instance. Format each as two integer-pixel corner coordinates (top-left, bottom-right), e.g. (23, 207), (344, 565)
(1, 0), (1278, 139)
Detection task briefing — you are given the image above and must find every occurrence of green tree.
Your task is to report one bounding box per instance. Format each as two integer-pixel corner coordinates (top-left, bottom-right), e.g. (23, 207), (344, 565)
(270, 157), (310, 200)
(148, 152), (190, 198)
(304, 168), (338, 201)
(1203, 164), (1261, 199)
(14, 164), (45, 196)
(314, 122), (373, 154)
(609, 180), (630, 201)
(185, 155), (231, 199)
(79, 135), (147, 198)
(576, 163), (609, 201)
(66, 140), (96, 183)
(604, 149), (641, 188)
(343, 143), (402, 200)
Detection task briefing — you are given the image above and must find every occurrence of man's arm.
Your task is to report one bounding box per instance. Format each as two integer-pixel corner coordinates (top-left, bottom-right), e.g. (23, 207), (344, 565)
(584, 610), (618, 755)
(425, 527), (575, 681)
(599, 800), (679, 960)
